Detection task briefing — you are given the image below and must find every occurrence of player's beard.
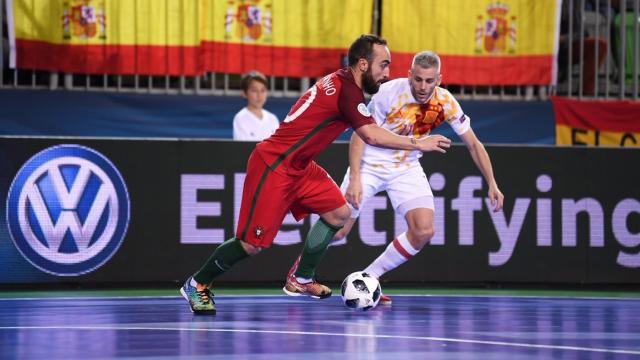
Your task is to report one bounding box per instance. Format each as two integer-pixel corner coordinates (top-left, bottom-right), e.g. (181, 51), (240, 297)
(362, 67), (381, 95)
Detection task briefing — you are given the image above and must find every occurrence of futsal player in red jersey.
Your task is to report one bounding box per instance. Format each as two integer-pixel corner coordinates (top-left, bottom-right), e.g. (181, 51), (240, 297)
(181, 34), (452, 314)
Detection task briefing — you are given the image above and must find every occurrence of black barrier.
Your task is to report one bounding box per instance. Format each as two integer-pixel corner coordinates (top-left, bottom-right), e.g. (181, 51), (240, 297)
(1, 137), (638, 285)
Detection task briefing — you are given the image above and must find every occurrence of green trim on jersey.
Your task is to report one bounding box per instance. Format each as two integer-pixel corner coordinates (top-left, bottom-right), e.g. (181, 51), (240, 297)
(240, 166), (271, 240)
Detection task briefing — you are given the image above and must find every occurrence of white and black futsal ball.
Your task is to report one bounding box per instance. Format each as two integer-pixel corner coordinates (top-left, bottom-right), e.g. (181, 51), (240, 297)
(340, 271), (381, 311)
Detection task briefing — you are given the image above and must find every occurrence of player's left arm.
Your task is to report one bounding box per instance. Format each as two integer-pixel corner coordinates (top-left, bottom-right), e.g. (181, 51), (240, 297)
(345, 132), (366, 209)
(459, 129), (504, 212)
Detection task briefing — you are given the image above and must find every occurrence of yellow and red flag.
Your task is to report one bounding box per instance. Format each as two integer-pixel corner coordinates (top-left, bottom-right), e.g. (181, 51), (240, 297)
(11, 0), (202, 75)
(202, 0), (373, 77)
(9, 0), (372, 76)
(552, 96), (640, 147)
(382, 0), (562, 85)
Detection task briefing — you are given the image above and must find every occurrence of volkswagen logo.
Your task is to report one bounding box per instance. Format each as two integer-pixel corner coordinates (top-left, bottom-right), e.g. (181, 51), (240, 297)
(6, 145), (130, 276)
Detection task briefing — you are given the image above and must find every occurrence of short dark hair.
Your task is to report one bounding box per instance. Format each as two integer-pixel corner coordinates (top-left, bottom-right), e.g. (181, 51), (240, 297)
(412, 51), (441, 72)
(240, 71), (269, 92)
(347, 34), (387, 67)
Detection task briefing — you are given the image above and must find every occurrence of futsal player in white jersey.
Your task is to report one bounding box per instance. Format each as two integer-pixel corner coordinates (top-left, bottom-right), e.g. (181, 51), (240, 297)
(286, 50), (504, 305)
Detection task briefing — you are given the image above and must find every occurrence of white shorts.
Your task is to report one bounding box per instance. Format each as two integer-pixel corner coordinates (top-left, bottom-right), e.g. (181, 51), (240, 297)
(340, 162), (434, 219)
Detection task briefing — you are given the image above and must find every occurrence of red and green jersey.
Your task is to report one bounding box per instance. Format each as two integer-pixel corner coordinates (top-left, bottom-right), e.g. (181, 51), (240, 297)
(256, 68), (374, 175)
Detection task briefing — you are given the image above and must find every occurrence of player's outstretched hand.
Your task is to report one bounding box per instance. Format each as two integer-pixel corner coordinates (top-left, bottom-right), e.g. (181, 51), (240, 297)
(345, 180), (363, 209)
(416, 135), (451, 153)
(488, 185), (504, 212)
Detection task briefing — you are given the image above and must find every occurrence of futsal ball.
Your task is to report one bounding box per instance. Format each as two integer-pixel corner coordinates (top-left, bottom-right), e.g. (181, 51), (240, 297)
(340, 271), (381, 311)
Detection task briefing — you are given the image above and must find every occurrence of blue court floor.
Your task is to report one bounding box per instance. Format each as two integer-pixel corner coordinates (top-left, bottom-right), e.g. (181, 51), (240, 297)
(0, 294), (639, 359)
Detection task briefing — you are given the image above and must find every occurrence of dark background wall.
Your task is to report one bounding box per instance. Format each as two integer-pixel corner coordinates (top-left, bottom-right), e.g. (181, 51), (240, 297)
(1, 138), (637, 286)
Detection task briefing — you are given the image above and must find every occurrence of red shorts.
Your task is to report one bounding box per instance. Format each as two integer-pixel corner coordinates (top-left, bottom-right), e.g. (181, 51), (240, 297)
(236, 151), (346, 248)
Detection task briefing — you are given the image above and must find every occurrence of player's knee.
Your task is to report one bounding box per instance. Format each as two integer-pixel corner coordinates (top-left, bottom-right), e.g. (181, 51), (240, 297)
(334, 227), (348, 241)
(323, 205), (351, 227)
(334, 207), (351, 226)
(239, 240), (262, 256)
(410, 226), (435, 247)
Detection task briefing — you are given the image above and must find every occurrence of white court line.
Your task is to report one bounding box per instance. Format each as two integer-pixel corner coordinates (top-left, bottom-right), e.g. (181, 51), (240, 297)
(0, 294), (639, 301)
(0, 325), (638, 356)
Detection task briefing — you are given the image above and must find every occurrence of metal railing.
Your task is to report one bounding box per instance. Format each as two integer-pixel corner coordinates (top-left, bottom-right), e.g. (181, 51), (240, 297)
(555, 0), (639, 99)
(1, 0), (638, 100)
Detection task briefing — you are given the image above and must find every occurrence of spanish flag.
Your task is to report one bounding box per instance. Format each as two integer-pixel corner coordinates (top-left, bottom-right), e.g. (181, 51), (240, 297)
(382, 0), (562, 85)
(552, 96), (640, 147)
(9, 0), (372, 76)
(202, 0), (373, 77)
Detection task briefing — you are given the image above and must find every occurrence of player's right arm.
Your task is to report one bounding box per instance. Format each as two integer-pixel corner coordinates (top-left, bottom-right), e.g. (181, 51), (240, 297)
(355, 124), (451, 152)
(339, 76), (451, 153)
(345, 92), (383, 210)
(345, 132), (365, 209)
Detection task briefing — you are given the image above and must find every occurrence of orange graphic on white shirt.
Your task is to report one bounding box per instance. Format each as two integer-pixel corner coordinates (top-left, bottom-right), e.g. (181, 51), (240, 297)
(379, 88), (461, 169)
(386, 98), (449, 137)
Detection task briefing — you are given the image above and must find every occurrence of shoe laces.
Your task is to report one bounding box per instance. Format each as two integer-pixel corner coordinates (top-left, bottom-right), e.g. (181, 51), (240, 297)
(196, 288), (212, 304)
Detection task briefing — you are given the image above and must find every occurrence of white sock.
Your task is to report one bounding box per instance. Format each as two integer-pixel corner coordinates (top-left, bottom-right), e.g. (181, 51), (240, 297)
(296, 277), (312, 284)
(190, 277), (198, 287)
(364, 232), (419, 279)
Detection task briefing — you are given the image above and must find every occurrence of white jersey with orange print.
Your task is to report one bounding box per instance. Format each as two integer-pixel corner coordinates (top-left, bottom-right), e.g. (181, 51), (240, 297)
(340, 78), (471, 219)
(362, 78), (470, 169)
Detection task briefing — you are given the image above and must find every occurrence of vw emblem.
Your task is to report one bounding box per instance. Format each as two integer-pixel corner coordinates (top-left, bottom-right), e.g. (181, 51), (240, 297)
(6, 144), (130, 276)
